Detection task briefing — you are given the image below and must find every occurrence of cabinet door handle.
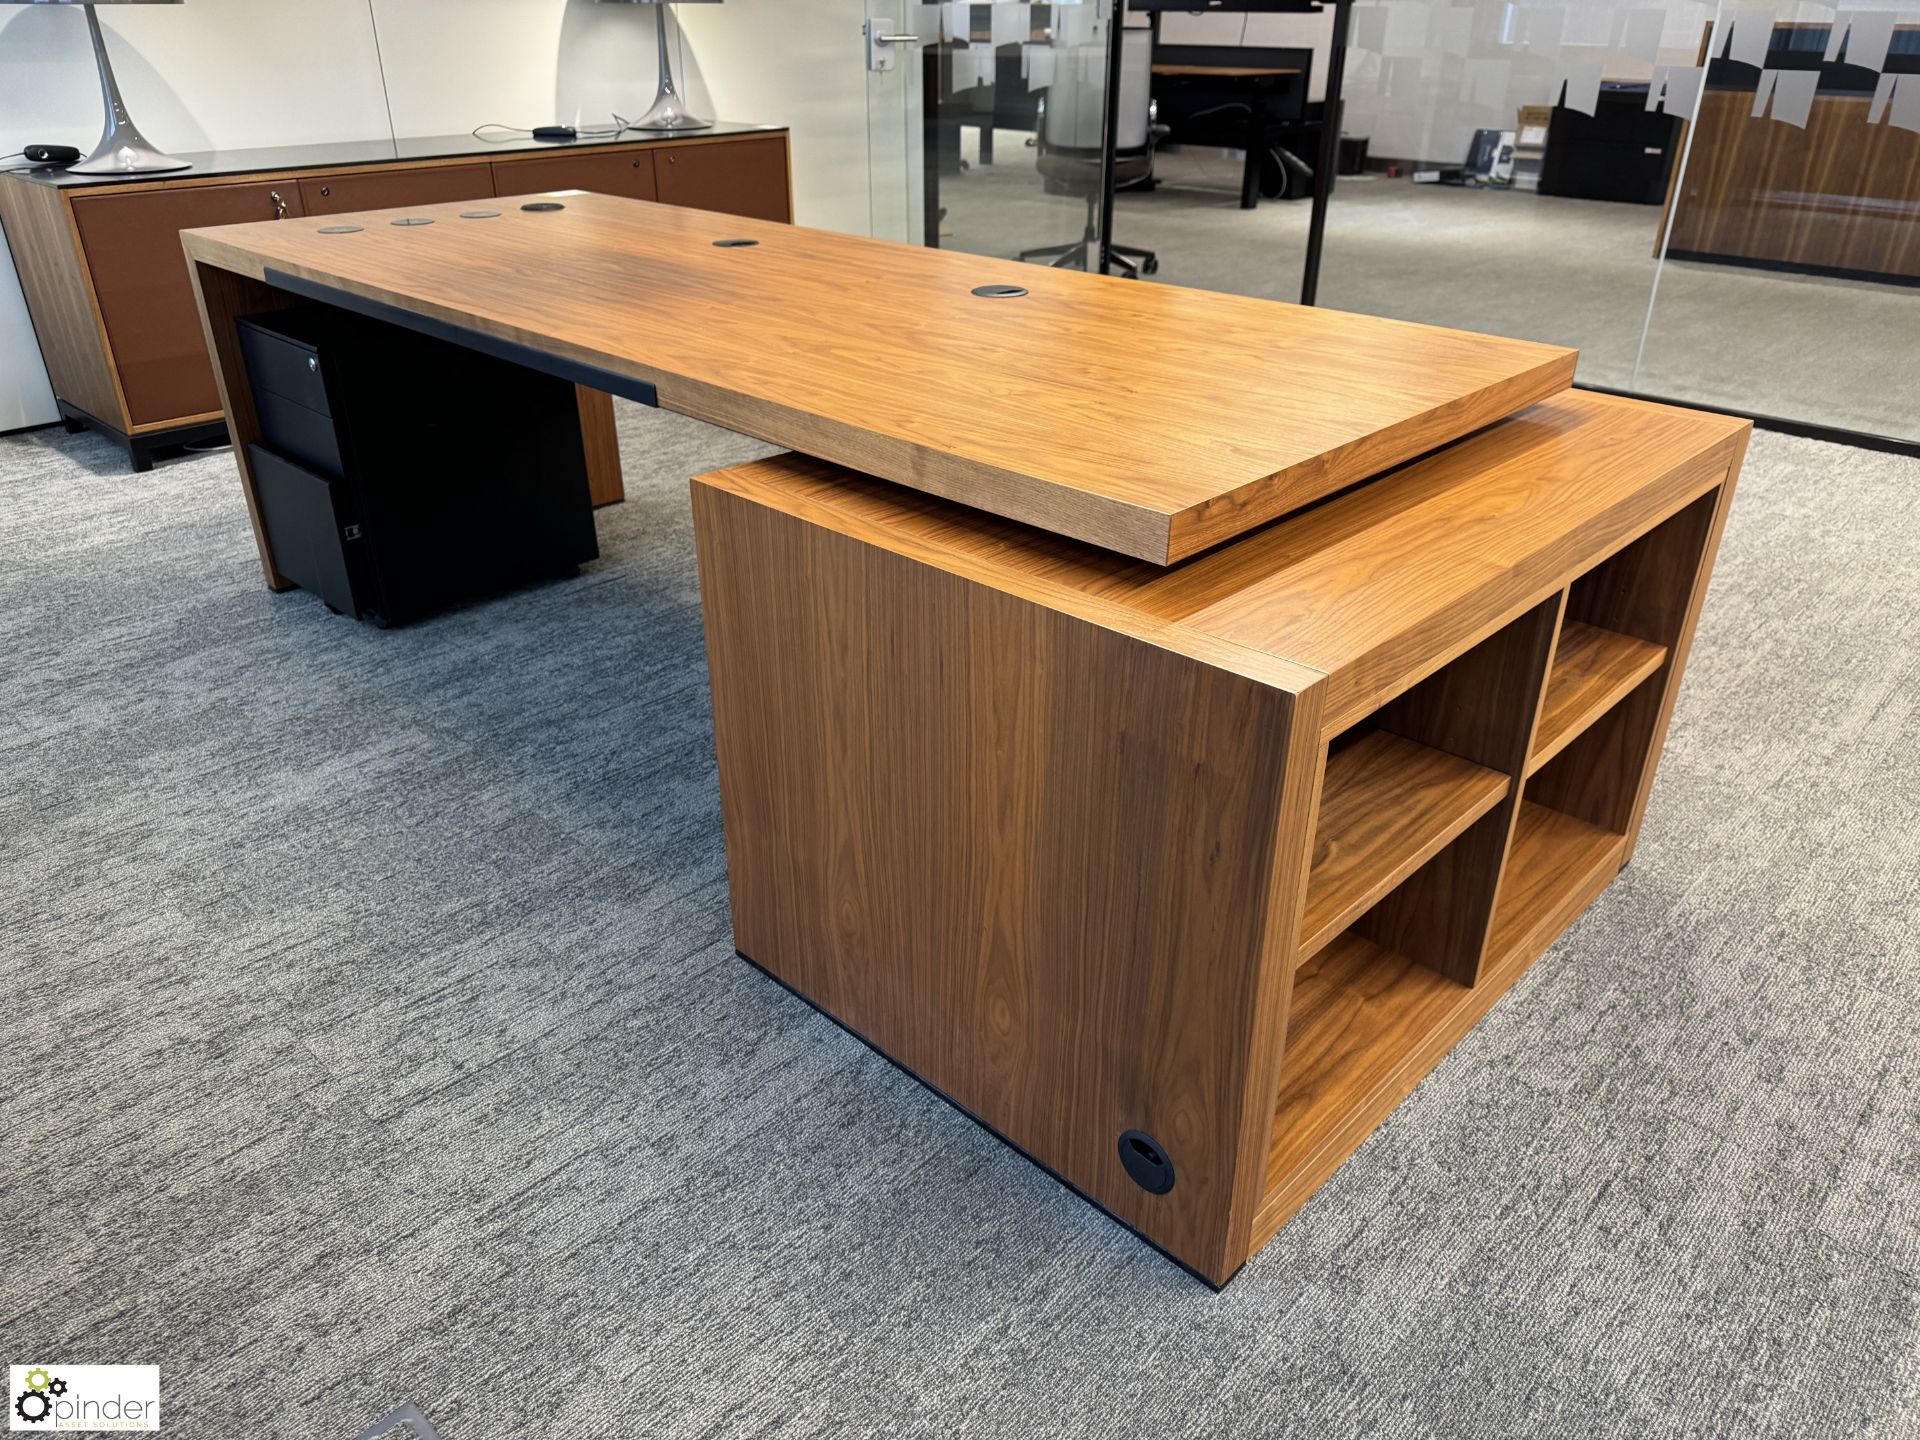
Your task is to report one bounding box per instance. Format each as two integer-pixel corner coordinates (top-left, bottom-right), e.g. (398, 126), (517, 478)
(320, 185), (332, 197)
(270, 190), (288, 219)
(666, 155), (677, 164)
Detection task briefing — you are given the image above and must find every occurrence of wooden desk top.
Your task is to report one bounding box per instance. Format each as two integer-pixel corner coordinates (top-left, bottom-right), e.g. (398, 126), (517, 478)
(694, 389), (1749, 730)
(183, 191), (1573, 564)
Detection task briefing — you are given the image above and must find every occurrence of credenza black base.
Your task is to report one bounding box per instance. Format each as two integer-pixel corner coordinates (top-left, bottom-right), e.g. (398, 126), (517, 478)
(57, 400), (230, 474)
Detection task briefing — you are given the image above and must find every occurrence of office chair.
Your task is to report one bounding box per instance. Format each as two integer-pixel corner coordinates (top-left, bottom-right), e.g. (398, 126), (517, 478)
(1019, 27), (1164, 278)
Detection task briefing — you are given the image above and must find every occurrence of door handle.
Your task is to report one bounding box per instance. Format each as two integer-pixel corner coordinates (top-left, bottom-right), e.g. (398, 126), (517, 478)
(865, 17), (921, 71)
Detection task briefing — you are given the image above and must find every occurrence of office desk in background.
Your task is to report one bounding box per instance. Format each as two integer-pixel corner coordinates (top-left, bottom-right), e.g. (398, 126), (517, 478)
(1150, 49), (1310, 207)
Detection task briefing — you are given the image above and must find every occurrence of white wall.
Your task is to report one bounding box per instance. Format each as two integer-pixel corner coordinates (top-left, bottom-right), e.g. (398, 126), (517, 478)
(1339, 0), (1729, 165)
(679, 0), (874, 236)
(0, 0), (876, 432)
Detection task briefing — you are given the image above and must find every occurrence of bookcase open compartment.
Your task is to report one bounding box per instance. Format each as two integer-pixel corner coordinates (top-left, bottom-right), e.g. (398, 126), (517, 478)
(1257, 485), (1729, 1243)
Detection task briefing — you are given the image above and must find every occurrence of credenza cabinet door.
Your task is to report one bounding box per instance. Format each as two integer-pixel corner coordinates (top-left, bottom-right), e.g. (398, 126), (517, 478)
(298, 163), (495, 217)
(492, 151), (658, 203)
(654, 137), (792, 222)
(71, 180), (307, 427)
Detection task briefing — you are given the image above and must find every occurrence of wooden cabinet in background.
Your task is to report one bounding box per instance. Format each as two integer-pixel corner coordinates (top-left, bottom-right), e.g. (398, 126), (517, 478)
(492, 150), (658, 203)
(298, 162), (495, 218)
(70, 181), (306, 429)
(1656, 21), (1920, 284)
(0, 126), (791, 469)
(654, 135), (792, 222)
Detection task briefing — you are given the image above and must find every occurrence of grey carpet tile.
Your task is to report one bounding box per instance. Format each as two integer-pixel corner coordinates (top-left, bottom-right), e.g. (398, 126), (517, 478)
(2, 408), (1916, 1439)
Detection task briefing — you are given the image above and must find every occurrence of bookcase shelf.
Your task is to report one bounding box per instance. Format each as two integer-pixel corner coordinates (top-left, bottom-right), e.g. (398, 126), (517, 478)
(1297, 731), (1511, 964)
(1486, 801), (1625, 974)
(1265, 930), (1468, 1213)
(1527, 621), (1668, 777)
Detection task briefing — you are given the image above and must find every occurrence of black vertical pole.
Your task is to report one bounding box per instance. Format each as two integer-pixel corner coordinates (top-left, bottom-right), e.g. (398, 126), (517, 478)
(1300, 0), (1350, 305)
(923, 43), (943, 248)
(1097, 3), (1125, 274)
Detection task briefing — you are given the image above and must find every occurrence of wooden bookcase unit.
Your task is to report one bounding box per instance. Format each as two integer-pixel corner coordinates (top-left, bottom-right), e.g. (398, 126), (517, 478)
(1257, 488), (1721, 1246)
(693, 390), (1748, 1287)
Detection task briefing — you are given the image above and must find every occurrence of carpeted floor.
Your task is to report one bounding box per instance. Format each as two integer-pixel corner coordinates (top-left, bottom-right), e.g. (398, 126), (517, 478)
(3, 406), (1916, 1439)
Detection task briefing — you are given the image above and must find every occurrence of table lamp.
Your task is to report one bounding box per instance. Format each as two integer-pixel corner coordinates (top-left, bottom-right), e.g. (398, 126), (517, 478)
(597, 0), (720, 131)
(3, 0), (188, 174)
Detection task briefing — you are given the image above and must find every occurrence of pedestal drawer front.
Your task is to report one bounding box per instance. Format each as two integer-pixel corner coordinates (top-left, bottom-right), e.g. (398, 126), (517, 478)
(491, 150), (658, 202)
(654, 137), (791, 221)
(71, 181), (306, 428)
(297, 163), (495, 217)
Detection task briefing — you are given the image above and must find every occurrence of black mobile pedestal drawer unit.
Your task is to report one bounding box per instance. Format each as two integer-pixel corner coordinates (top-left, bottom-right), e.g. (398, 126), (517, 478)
(237, 306), (598, 626)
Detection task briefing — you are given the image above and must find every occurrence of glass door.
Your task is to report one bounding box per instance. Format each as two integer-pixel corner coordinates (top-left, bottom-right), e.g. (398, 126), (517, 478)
(1635, 0), (1920, 439)
(866, 3), (1115, 265)
(865, 1), (932, 244)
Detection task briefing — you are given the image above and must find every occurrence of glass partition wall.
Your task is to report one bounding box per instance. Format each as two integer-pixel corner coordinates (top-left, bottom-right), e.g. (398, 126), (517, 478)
(866, 2), (1114, 262)
(1636, 3), (1920, 434)
(1106, 0), (1918, 445)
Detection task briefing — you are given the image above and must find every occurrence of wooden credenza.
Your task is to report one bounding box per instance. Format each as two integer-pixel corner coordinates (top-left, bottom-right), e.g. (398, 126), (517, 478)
(0, 125), (791, 470)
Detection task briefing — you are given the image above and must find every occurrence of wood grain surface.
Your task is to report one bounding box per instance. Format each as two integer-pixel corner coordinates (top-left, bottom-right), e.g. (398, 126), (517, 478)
(1527, 620), (1668, 777)
(1298, 731), (1509, 964)
(687, 392), (1746, 732)
(1661, 85), (1920, 280)
(693, 478), (1324, 1286)
(1484, 801), (1625, 973)
(573, 386), (627, 508)
(1359, 594), (1564, 985)
(1532, 478), (1739, 852)
(181, 190), (1575, 564)
(690, 382), (1746, 1283)
(0, 178), (127, 428)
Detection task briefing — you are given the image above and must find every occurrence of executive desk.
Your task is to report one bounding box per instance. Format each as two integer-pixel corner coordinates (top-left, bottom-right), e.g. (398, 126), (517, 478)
(182, 194), (1746, 1285)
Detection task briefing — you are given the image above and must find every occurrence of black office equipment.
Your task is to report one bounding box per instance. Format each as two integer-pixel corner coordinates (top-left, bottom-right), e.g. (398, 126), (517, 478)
(23, 144), (82, 165)
(1148, 43), (1315, 207)
(236, 307), (597, 627)
(1539, 84), (1678, 205)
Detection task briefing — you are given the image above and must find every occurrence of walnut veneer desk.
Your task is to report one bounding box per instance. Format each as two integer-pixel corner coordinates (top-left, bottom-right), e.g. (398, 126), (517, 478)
(182, 194), (1747, 1286)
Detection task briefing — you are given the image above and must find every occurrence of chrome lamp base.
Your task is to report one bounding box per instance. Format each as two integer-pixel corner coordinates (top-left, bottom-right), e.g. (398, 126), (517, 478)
(629, 2), (712, 132)
(67, 5), (190, 175)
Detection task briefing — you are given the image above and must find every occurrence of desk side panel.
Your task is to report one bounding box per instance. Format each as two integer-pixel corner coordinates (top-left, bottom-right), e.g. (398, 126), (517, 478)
(186, 261), (303, 590)
(692, 479), (1320, 1283)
